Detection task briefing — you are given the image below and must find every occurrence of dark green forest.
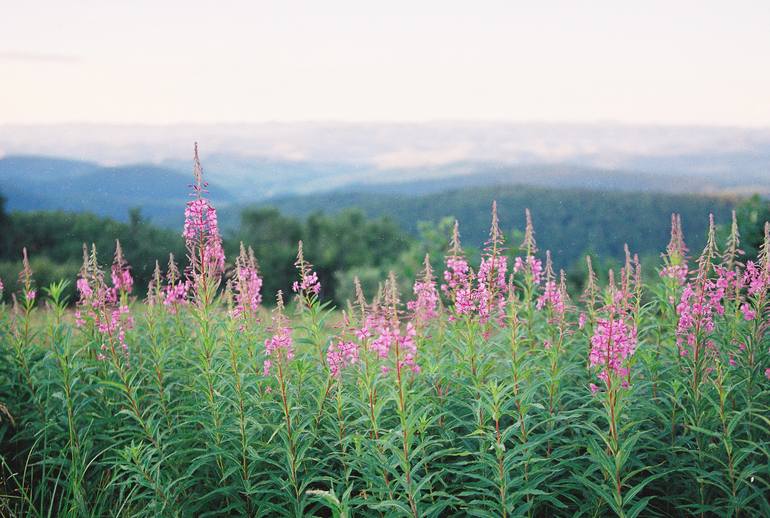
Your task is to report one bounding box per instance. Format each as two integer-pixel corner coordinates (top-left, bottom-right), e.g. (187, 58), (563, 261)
(1, 189), (768, 305)
(265, 185), (741, 265)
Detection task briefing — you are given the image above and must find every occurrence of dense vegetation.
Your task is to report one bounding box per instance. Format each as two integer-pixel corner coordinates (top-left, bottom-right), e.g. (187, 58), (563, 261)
(0, 184), (756, 308)
(266, 185), (738, 267)
(0, 197), (409, 306)
(1, 152), (769, 516)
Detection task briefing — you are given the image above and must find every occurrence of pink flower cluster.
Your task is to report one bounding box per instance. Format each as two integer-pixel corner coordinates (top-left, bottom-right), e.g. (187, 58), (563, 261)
(111, 242), (134, 296)
(476, 255), (508, 324)
(292, 241), (321, 301)
(514, 255), (543, 285)
(75, 247), (134, 362)
(183, 145), (225, 280)
(442, 257), (475, 316)
(536, 280), (565, 314)
(326, 340), (360, 377)
(660, 264), (689, 285)
(578, 312), (588, 329)
(263, 327), (294, 376)
(292, 271), (320, 296)
(231, 246), (263, 320)
(740, 303), (756, 321)
(408, 255), (439, 325)
(407, 279), (439, 324)
(368, 322), (419, 374)
(660, 213), (689, 285)
(675, 274), (728, 356)
(111, 268), (133, 294)
(163, 281), (190, 313)
(233, 267), (263, 317)
(744, 261), (769, 297)
(184, 197), (225, 277)
(18, 248), (36, 306)
(589, 318), (638, 387)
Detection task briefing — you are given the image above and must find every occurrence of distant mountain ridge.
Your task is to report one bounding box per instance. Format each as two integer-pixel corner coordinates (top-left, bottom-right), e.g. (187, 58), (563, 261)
(0, 153), (754, 260)
(1, 155), (235, 226)
(0, 153), (744, 268)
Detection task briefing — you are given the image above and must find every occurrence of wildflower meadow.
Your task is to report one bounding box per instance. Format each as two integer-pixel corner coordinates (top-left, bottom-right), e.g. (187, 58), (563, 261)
(1, 146), (770, 517)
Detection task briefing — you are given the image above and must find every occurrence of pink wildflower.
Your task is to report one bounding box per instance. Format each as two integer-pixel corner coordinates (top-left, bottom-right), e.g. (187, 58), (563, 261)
(536, 280), (563, 313)
(327, 340), (360, 377)
(292, 241), (321, 301)
(514, 255), (543, 285)
(18, 248), (35, 306)
(264, 328), (294, 363)
(589, 318), (638, 385)
(370, 325), (396, 359)
(162, 254), (189, 313)
(740, 303), (756, 321)
(474, 201), (508, 324)
(660, 213), (689, 284)
(407, 254), (439, 326)
(396, 322), (420, 374)
(442, 221), (475, 317)
(263, 292), (293, 376)
(578, 313), (587, 329)
(356, 326), (372, 341)
(675, 269), (729, 357)
(110, 240), (134, 296)
(76, 244), (133, 362)
(231, 243), (263, 320)
(476, 255), (507, 324)
(183, 144), (225, 280)
(744, 261), (769, 297)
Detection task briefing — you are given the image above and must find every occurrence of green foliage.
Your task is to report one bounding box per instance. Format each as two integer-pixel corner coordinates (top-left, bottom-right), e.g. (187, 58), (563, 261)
(1, 226), (769, 516)
(267, 185), (737, 267)
(728, 194), (770, 261)
(0, 209), (185, 302)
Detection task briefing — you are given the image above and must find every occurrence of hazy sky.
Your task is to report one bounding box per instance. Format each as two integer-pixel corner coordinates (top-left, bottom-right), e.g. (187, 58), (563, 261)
(3, 0), (770, 126)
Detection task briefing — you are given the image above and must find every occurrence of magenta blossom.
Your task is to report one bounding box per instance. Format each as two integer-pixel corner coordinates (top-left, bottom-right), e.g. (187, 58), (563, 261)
(327, 340), (360, 378)
(740, 303), (756, 321)
(76, 245), (134, 363)
(292, 241), (321, 302)
(292, 271), (320, 296)
(744, 261), (769, 297)
(476, 255), (508, 324)
(231, 244), (263, 321)
(514, 255), (543, 285)
(183, 145), (226, 280)
(263, 292), (293, 377)
(589, 318), (638, 385)
(536, 280), (564, 314)
(578, 313), (587, 329)
(408, 254), (439, 326)
(368, 322), (420, 374)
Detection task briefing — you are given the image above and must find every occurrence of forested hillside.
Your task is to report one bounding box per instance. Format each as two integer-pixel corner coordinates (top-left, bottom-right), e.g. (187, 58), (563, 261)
(262, 185), (738, 267)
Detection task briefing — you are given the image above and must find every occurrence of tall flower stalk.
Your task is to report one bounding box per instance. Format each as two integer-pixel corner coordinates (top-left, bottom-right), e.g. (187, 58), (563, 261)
(183, 144), (227, 483)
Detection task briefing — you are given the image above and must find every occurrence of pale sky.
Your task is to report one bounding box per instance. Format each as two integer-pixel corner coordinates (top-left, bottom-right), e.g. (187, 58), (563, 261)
(2, 0), (770, 126)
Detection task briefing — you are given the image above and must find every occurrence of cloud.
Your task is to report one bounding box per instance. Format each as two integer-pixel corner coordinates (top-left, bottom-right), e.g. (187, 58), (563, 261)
(0, 50), (80, 63)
